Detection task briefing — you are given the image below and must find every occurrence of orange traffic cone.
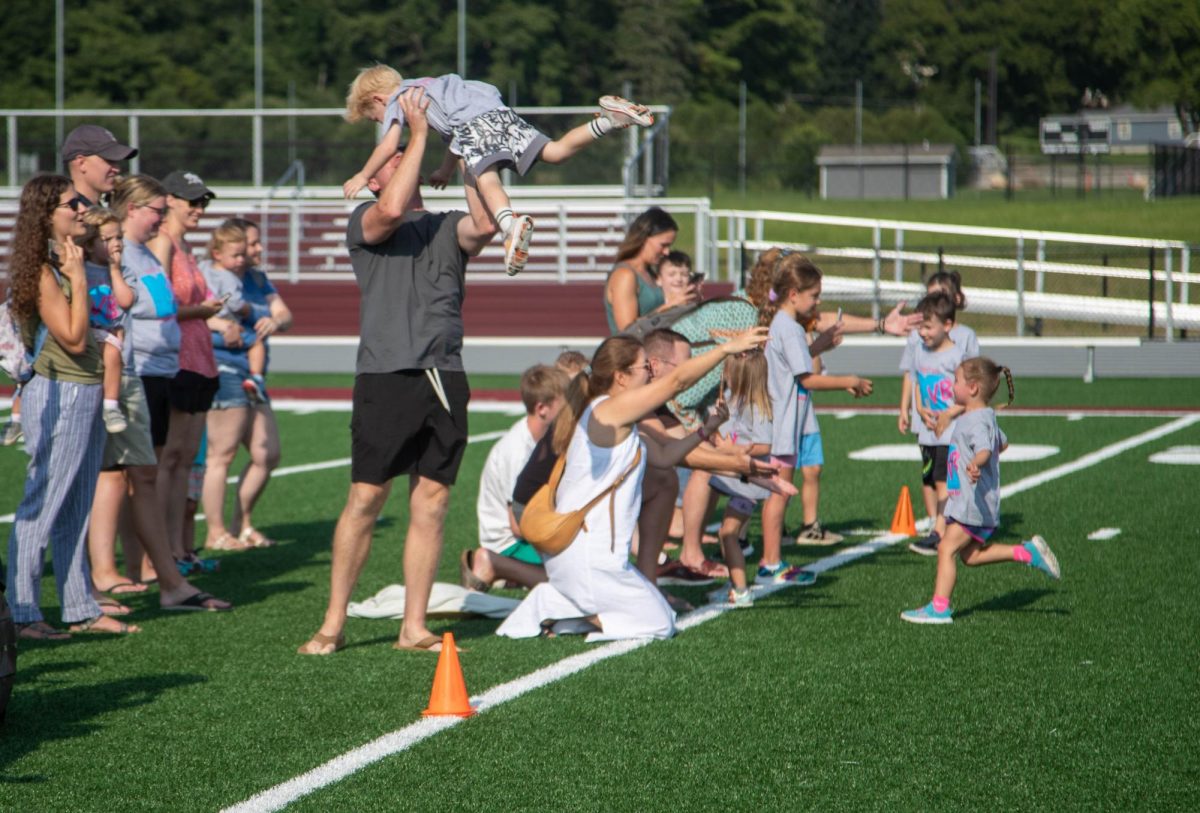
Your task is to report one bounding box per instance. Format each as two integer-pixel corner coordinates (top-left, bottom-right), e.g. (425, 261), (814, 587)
(890, 486), (917, 537)
(421, 633), (476, 718)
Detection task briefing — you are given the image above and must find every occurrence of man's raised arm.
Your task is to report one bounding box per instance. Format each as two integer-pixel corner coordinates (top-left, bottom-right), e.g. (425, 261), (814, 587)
(359, 89), (430, 246)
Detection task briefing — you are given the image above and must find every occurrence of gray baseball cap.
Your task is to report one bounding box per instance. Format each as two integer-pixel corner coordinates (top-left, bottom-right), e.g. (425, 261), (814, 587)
(61, 124), (138, 162)
(162, 170), (216, 201)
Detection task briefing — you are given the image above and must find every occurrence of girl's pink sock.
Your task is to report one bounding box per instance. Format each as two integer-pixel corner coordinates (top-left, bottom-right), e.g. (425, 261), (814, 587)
(932, 596), (951, 613)
(1013, 545), (1032, 564)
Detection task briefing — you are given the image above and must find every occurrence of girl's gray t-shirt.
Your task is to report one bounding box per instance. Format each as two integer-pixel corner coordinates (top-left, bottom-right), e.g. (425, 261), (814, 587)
(766, 310), (818, 456)
(945, 407), (1007, 528)
(900, 323), (979, 435)
(911, 342), (968, 446)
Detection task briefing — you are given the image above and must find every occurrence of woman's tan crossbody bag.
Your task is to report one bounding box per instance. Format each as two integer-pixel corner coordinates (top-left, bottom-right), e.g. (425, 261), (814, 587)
(519, 445), (643, 557)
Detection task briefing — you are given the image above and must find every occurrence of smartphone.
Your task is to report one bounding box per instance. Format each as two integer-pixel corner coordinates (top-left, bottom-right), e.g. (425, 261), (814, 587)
(219, 292), (234, 304)
(835, 307), (843, 322)
(689, 271), (705, 285)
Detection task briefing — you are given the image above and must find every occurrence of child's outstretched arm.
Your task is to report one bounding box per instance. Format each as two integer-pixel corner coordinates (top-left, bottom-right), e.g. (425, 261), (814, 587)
(799, 372), (872, 397)
(344, 123), (403, 199)
(898, 373), (912, 433)
(965, 448), (992, 483)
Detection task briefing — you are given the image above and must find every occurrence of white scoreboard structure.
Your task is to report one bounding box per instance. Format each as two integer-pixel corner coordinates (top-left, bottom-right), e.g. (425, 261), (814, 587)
(1039, 116), (1112, 154)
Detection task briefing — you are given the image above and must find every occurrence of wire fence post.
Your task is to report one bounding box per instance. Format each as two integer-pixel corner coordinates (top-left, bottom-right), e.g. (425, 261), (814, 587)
(871, 224), (882, 320)
(1015, 236), (1026, 336)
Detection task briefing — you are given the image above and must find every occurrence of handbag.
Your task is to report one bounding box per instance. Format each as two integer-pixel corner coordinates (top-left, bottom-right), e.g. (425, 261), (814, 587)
(518, 444), (643, 557)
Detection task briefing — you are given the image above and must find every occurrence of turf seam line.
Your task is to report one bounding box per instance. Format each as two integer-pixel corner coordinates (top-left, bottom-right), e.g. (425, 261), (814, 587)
(219, 533), (907, 813)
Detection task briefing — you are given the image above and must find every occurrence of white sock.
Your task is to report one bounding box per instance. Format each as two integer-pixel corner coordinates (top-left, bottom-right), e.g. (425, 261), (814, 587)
(589, 116), (614, 139)
(10, 412), (19, 423)
(104, 399), (119, 411)
(495, 208), (515, 237)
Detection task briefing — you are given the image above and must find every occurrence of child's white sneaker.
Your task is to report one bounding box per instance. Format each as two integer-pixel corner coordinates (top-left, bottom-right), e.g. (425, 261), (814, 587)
(599, 96), (654, 128)
(504, 215), (534, 276)
(103, 405), (127, 434)
(242, 375), (266, 405)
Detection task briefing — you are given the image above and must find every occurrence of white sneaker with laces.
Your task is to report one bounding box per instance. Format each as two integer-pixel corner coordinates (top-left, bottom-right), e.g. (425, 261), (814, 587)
(102, 405), (127, 434)
(504, 215), (535, 276)
(599, 96), (654, 128)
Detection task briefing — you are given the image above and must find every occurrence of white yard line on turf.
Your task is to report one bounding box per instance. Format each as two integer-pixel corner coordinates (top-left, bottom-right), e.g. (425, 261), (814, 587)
(221, 411), (1200, 813)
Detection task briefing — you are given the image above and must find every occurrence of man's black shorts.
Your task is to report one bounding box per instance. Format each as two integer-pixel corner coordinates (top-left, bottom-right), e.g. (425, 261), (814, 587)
(920, 444), (950, 487)
(350, 369), (470, 486)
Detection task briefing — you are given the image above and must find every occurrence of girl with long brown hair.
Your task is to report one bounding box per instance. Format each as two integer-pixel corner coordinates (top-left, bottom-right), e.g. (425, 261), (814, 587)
(6, 174), (139, 638)
(497, 325), (768, 642)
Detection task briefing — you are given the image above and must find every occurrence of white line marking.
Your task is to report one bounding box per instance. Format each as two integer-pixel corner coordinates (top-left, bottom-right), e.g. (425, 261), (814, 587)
(221, 532), (909, 813)
(1148, 445), (1200, 465)
(1087, 528), (1122, 540)
(849, 443), (1059, 462)
(1001, 415), (1200, 499)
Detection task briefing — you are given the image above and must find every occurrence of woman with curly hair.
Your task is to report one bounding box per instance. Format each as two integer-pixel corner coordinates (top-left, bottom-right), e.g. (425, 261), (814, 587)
(5, 174), (138, 639)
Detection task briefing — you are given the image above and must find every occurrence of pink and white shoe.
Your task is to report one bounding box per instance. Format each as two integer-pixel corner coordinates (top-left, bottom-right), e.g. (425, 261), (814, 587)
(599, 95), (654, 128)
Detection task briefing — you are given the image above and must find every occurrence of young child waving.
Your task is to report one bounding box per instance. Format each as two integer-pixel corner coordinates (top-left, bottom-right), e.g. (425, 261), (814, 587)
(343, 65), (653, 276)
(901, 358), (1061, 625)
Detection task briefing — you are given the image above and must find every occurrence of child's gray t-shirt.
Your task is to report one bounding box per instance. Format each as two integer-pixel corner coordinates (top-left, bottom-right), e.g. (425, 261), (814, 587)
(900, 323), (979, 434)
(767, 310), (818, 456)
(945, 407), (1007, 528)
(386, 74), (505, 138)
(912, 342), (967, 446)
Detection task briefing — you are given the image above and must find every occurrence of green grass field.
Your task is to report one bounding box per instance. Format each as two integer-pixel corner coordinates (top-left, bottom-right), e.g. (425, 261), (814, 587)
(1, 380), (1198, 811)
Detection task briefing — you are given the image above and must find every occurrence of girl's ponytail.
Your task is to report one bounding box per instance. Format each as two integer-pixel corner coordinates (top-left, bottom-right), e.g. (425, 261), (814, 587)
(997, 365), (1015, 410)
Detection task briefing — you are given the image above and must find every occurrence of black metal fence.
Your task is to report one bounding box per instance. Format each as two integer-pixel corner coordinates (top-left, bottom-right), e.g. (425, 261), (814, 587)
(1151, 144), (1200, 198)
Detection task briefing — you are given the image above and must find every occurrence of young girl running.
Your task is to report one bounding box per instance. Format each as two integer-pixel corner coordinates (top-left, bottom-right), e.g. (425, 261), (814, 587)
(757, 253), (873, 584)
(899, 270), (979, 547)
(901, 358), (1061, 624)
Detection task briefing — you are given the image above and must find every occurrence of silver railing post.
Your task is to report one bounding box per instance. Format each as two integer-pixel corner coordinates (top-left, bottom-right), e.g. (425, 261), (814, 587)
(6, 116), (16, 188)
(871, 224), (882, 320)
(1015, 236), (1026, 336)
(894, 228), (904, 282)
(557, 203), (568, 284)
(128, 115), (140, 175)
(252, 113), (263, 187)
(288, 200), (300, 283)
(1164, 245), (1174, 341)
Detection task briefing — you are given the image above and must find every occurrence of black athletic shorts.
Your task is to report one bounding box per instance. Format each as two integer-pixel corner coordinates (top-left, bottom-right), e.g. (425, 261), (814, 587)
(921, 444), (950, 486)
(140, 375), (173, 448)
(350, 369), (470, 486)
(169, 369), (219, 414)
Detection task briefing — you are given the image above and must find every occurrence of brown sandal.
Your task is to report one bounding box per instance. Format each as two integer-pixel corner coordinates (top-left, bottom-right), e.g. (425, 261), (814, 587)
(206, 532), (251, 552)
(16, 621), (71, 640)
(297, 632), (345, 655)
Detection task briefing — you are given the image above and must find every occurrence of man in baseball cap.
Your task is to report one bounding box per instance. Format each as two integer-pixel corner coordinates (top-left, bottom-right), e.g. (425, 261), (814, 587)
(61, 124), (138, 207)
(161, 170), (217, 203)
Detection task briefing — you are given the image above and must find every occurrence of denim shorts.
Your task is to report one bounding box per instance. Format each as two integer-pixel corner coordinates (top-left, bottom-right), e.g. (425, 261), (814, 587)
(212, 366), (252, 410)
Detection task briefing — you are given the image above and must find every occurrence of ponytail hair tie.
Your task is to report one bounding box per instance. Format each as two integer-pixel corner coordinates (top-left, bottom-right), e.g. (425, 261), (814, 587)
(583, 365), (592, 376)
(767, 289), (778, 303)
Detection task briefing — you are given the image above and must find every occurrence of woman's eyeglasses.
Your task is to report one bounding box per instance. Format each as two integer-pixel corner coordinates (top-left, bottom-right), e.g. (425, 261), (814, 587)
(143, 205), (169, 218)
(56, 196), (86, 212)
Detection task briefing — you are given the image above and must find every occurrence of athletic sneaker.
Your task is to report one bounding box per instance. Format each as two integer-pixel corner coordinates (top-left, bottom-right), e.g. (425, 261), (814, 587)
(740, 539), (755, 558)
(242, 375), (266, 405)
(102, 404), (128, 434)
(1, 420), (23, 446)
(793, 521), (844, 546)
(755, 561), (816, 587)
(706, 584), (754, 608)
(598, 95), (654, 128)
(1024, 535), (1061, 579)
(655, 559), (715, 586)
(908, 530), (941, 556)
(503, 214), (535, 276)
(900, 601), (953, 625)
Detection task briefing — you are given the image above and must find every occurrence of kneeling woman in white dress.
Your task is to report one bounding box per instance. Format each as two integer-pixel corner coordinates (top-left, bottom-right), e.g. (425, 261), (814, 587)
(497, 327), (768, 642)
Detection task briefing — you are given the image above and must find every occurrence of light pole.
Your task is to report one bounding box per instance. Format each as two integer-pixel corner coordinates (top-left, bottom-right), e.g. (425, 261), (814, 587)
(457, 0), (466, 77)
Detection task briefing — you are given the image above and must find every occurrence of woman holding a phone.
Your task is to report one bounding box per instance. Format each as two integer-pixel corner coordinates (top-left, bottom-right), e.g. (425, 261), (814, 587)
(603, 206), (699, 334)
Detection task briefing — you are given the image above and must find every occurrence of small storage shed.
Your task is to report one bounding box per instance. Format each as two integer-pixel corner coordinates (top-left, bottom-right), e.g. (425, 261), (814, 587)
(817, 143), (956, 200)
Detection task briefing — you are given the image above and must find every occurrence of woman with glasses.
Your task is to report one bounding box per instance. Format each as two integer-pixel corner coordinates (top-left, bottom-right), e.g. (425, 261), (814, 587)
(5, 175), (137, 638)
(497, 326), (767, 642)
(604, 206), (698, 334)
(148, 171), (224, 564)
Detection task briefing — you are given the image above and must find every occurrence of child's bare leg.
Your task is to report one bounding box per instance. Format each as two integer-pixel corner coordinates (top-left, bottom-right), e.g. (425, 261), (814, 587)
(719, 513), (749, 591)
(933, 482), (949, 536)
(760, 466), (794, 566)
(473, 169), (512, 225)
(102, 342), (122, 402)
(539, 122), (603, 164)
(247, 341), (266, 379)
(932, 524), (975, 603)
(960, 542), (1020, 567)
(921, 484), (938, 523)
(800, 464), (821, 525)
(678, 470), (716, 570)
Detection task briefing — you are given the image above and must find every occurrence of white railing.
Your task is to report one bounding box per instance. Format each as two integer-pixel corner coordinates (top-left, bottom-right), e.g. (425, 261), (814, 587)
(710, 209), (1196, 340)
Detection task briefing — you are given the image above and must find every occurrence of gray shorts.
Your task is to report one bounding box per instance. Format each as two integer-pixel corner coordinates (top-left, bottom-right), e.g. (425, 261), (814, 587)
(450, 108), (551, 177)
(102, 375), (158, 469)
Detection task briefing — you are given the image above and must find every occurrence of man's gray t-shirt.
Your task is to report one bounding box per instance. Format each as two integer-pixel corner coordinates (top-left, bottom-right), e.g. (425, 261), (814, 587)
(767, 310), (818, 456)
(911, 342), (967, 446)
(346, 204), (468, 374)
(945, 407), (1007, 528)
(386, 75), (504, 138)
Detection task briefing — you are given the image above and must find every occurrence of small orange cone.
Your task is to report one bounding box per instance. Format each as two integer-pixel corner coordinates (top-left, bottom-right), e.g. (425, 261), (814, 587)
(421, 633), (476, 718)
(890, 486), (917, 537)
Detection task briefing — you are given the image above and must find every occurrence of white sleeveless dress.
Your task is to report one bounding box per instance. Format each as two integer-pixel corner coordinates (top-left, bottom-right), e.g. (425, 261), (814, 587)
(496, 397), (676, 642)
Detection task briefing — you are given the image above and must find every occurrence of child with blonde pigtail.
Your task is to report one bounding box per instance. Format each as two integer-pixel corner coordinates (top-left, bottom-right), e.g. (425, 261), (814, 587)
(901, 358), (1061, 624)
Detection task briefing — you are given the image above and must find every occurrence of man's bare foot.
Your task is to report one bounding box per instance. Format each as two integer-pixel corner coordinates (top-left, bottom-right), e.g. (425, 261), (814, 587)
(394, 629), (459, 652)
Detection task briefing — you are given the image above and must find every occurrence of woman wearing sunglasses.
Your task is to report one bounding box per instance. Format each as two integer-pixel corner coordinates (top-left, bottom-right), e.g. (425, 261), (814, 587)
(5, 175), (138, 638)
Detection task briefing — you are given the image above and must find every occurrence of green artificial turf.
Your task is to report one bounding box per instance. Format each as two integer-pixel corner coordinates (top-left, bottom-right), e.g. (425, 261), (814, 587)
(1, 390), (1197, 811)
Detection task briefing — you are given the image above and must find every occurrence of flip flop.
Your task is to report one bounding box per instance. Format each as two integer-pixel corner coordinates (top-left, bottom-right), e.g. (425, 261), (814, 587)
(97, 597), (132, 617)
(297, 632), (345, 656)
(69, 615), (141, 635)
(98, 580), (148, 596)
(16, 621), (71, 640)
(238, 526), (276, 548)
(206, 532), (251, 552)
(459, 550), (491, 593)
(393, 634), (463, 653)
(161, 591), (232, 612)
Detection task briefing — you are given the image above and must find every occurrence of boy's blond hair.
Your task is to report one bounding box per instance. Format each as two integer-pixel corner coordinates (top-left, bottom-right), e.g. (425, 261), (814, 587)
(345, 64), (403, 123)
(208, 222), (247, 257)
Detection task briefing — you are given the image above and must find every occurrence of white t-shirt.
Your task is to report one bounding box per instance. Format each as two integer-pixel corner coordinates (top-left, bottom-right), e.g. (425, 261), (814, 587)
(477, 417), (538, 553)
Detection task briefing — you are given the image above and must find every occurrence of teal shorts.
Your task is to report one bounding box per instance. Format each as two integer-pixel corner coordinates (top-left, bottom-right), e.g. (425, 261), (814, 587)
(500, 539), (542, 566)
